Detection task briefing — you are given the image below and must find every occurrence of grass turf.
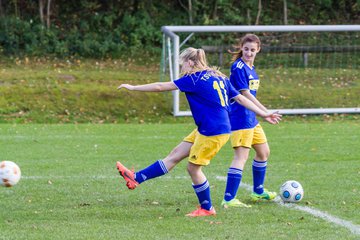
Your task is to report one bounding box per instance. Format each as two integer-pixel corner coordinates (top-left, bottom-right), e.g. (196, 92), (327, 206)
(0, 121), (359, 239)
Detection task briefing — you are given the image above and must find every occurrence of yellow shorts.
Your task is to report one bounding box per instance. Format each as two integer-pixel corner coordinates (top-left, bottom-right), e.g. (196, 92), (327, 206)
(230, 124), (267, 148)
(183, 129), (230, 166)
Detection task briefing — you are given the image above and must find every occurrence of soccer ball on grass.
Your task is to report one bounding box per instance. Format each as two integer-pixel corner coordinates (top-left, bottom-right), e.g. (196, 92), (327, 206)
(0, 161), (21, 187)
(280, 180), (304, 203)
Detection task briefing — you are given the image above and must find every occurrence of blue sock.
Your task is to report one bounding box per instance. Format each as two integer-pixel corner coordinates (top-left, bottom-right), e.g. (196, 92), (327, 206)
(224, 168), (243, 201)
(134, 160), (168, 184)
(252, 159), (267, 194)
(192, 180), (212, 210)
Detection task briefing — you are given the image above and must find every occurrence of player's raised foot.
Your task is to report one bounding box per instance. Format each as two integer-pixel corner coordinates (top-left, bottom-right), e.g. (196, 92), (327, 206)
(116, 161), (138, 190)
(250, 189), (277, 202)
(185, 206), (216, 217)
(221, 198), (252, 208)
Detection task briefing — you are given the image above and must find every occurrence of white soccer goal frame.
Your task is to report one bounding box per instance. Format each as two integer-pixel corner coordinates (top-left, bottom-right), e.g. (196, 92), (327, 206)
(161, 25), (360, 116)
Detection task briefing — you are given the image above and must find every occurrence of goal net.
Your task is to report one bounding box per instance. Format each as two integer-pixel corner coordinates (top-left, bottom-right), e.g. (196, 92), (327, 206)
(161, 25), (360, 116)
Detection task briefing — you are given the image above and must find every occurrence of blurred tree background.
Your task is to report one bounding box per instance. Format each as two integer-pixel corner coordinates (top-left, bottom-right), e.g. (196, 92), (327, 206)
(0, 0), (359, 58)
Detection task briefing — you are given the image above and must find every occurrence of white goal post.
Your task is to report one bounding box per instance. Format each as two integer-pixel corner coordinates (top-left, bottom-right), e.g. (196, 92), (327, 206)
(161, 25), (360, 116)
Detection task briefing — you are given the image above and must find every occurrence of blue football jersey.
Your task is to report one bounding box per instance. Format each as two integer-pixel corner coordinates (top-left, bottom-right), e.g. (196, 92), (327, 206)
(174, 70), (240, 136)
(229, 58), (260, 130)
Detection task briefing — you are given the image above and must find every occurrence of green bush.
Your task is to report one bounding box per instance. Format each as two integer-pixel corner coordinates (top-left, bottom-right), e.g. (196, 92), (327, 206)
(0, 13), (161, 58)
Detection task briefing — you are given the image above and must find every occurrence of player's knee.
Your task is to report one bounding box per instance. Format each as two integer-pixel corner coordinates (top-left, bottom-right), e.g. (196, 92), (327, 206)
(266, 148), (271, 158)
(256, 150), (270, 160)
(187, 162), (200, 175)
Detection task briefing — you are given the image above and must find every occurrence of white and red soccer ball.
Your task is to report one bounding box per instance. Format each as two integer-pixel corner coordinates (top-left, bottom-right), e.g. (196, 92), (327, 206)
(0, 161), (21, 187)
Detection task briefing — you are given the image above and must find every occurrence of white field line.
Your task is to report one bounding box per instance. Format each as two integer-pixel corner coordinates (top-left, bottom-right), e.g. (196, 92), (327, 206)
(21, 174), (360, 235)
(216, 176), (360, 236)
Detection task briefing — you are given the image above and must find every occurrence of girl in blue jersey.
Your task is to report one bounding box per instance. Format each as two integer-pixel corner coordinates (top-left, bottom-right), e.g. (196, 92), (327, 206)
(117, 47), (281, 217)
(222, 34), (279, 208)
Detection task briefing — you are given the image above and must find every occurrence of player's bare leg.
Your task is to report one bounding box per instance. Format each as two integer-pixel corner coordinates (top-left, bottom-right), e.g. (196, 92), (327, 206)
(162, 141), (192, 171)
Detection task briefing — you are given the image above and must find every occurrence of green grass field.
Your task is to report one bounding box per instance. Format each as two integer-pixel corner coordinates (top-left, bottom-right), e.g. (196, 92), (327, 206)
(1, 121), (359, 239)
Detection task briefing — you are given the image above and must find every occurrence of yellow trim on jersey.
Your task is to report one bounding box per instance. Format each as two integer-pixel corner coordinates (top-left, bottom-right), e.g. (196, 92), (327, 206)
(230, 124), (267, 148)
(184, 129), (230, 166)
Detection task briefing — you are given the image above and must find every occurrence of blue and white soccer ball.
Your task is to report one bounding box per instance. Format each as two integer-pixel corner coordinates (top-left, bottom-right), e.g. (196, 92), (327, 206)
(280, 180), (304, 203)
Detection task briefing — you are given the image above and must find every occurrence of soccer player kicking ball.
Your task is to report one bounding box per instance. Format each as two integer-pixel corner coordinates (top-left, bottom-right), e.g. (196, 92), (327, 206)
(222, 34), (279, 208)
(116, 47), (281, 217)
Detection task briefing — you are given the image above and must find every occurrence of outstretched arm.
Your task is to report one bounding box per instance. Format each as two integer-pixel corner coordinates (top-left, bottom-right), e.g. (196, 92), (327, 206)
(233, 94), (282, 124)
(241, 90), (267, 111)
(118, 82), (177, 92)
(241, 90), (281, 124)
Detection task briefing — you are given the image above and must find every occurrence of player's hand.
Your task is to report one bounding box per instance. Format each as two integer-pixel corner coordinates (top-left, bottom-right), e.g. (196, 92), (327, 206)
(263, 111), (282, 124)
(117, 84), (134, 90)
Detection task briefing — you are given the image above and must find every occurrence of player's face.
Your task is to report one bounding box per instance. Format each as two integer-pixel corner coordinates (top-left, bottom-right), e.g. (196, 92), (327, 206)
(241, 42), (260, 65)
